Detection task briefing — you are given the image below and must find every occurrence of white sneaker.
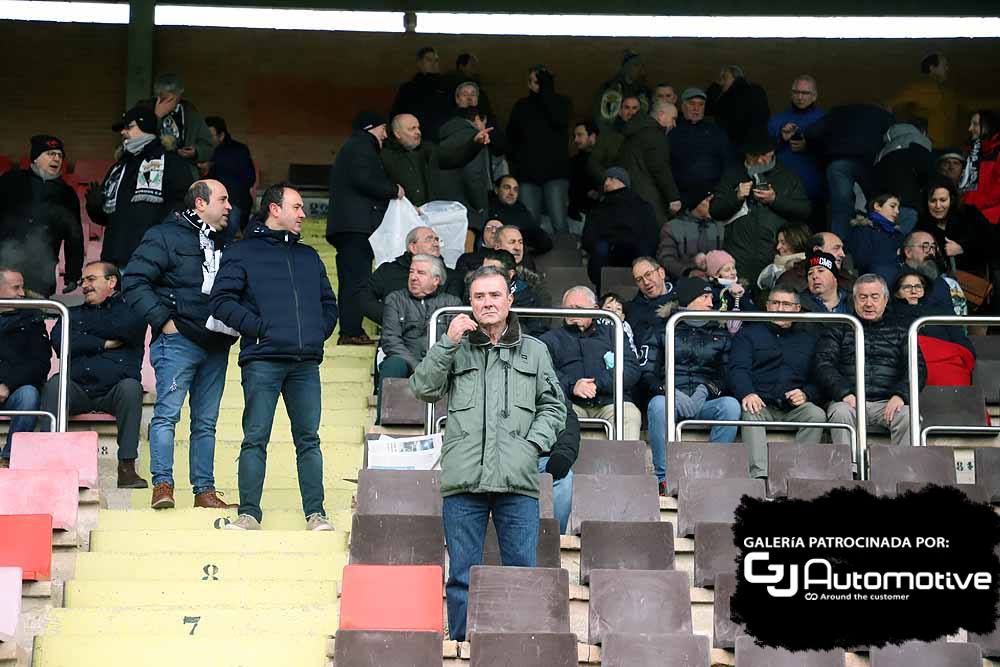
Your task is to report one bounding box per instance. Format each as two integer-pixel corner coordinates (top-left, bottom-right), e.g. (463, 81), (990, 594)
(306, 513), (334, 531)
(224, 514), (261, 530)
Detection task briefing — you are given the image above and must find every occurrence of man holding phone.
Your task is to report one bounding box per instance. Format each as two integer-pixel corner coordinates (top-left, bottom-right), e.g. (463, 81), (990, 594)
(410, 265), (566, 642)
(150, 73), (213, 168)
(768, 75), (827, 227)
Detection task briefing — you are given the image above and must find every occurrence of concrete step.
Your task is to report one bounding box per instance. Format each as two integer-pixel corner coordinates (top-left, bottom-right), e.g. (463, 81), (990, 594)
(63, 579), (339, 608)
(89, 529), (348, 554)
(44, 604), (339, 638)
(32, 635), (330, 665)
(73, 551), (347, 582)
(96, 508), (353, 532)
(126, 487), (356, 510)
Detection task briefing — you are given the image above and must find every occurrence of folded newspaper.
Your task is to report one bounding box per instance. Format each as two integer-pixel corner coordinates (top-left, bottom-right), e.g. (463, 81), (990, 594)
(367, 433), (442, 470)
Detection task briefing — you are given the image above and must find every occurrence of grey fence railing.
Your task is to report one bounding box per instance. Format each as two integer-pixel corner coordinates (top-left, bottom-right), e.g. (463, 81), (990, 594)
(426, 306), (626, 439)
(0, 299), (70, 432)
(664, 310), (869, 479)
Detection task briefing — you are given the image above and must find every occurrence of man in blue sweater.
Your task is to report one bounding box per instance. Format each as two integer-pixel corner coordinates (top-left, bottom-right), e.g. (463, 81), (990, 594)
(768, 75), (826, 226)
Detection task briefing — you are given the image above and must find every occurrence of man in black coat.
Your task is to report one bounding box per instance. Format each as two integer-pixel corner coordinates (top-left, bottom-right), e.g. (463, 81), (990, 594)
(211, 184), (339, 531)
(487, 175), (552, 255)
(0, 268), (50, 465)
(455, 217), (503, 276)
(205, 116), (256, 239)
(617, 102), (682, 224)
(123, 179), (238, 511)
(87, 106), (194, 269)
(582, 167), (658, 291)
(40, 261), (147, 487)
(670, 88), (732, 210)
(708, 66), (771, 149)
(0, 135), (84, 297)
(390, 47), (452, 143)
(326, 111), (402, 345)
(624, 256), (676, 349)
(815, 273), (926, 447)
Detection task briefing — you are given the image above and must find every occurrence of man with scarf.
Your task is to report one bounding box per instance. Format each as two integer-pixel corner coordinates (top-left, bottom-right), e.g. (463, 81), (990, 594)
(149, 73), (214, 168)
(0, 134), (84, 297)
(87, 106), (193, 268)
(123, 179), (238, 511)
(711, 129), (811, 295)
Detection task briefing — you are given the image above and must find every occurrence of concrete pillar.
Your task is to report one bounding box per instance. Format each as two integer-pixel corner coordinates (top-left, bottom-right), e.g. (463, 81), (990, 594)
(125, 0), (154, 108)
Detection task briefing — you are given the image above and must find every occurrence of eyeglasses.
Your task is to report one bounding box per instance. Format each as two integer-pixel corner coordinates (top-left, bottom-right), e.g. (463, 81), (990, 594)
(633, 268), (659, 284)
(766, 299), (800, 310)
(906, 242), (937, 251)
(899, 284), (925, 293)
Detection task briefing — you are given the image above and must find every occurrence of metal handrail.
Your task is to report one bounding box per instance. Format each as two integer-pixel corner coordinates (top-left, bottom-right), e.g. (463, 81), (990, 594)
(0, 299), (70, 432)
(434, 415), (612, 439)
(677, 420), (859, 467)
(665, 311), (868, 479)
(426, 306), (626, 439)
(908, 316), (1000, 447)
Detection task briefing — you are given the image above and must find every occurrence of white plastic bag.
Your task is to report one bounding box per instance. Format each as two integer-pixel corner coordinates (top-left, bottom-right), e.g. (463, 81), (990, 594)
(418, 201), (468, 269)
(369, 197), (422, 269)
(369, 198), (469, 269)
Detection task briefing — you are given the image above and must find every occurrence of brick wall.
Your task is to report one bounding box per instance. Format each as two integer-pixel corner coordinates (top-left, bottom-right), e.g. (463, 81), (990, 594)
(3, 22), (999, 185)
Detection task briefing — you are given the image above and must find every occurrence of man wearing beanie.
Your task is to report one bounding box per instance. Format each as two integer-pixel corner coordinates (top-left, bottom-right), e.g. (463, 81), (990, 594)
(581, 166), (657, 290)
(326, 111), (402, 345)
(86, 105), (194, 268)
(641, 276), (741, 493)
(0, 134), (84, 297)
(801, 250), (850, 313)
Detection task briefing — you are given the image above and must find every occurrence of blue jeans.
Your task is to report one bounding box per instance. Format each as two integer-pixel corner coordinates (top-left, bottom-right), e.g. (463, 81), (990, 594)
(519, 179), (570, 234)
(538, 456), (572, 534)
(442, 492), (539, 641)
(148, 332), (229, 493)
(238, 360), (325, 522)
(896, 206), (918, 236)
(646, 394), (741, 481)
(1, 385), (40, 459)
(827, 158), (872, 240)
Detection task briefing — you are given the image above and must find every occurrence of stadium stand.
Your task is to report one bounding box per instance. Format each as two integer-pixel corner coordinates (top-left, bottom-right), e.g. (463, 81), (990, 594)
(664, 441), (749, 496)
(766, 441), (853, 497)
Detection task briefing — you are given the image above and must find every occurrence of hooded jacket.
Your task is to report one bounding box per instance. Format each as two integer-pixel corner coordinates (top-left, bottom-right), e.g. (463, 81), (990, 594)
(360, 252), (463, 325)
(617, 114), (681, 223)
(326, 130), (398, 239)
(0, 309), (49, 391)
(539, 321), (641, 406)
(380, 287), (463, 371)
(209, 223), (338, 366)
(0, 168), (84, 297)
(410, 313), (567, 498)
(728, 321), (822, 407)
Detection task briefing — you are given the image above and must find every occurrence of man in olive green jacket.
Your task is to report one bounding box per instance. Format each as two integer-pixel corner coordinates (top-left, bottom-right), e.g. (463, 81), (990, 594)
(410, 265), (566, 642)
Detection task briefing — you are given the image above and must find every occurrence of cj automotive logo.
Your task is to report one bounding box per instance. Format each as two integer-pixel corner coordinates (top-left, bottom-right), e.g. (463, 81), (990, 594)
(744, 551), (992, 600)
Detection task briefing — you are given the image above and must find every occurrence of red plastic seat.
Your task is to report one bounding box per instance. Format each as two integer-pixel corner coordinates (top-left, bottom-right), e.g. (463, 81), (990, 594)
(339, 565), (443, 633)
(0, 515), (52, 581)
(0, 566), (23, 642)
(71, 159), (114, 184)
(11, 431), (99, 488)
(0, 469), (79, 530)
(0, 155), (12, 175)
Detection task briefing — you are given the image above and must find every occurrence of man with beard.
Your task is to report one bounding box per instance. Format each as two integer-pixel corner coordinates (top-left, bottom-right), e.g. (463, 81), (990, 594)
(874, 230), (955, 313)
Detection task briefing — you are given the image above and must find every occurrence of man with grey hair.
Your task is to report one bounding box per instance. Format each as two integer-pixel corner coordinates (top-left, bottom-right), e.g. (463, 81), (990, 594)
(540, 285), (642, 440)
(149, 73), (213, 167)
(815, 273), (926, 447)
(617, 100), (682, 224)
(376, 253), (461, 421)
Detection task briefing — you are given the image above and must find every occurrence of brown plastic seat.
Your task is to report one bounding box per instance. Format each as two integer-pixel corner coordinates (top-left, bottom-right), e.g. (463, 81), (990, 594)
(766, 442), (853, 497)
(973, 359), (1000, 404)
(567, 474), (660, 535)
(975, 447), (1000, 502)
(469, 632), (578, 666)
(970, 335), (1000, 360)
(535, 236), (584, 272)
(466, 566), (570, 637)
(665, 442), (749, 496)
(693, 522), (737, 588)
(785, 478), (877, 500)
(869, 640), (982, 666)
(713, 572), (744, 649)
(536, 267), (592, 328)
(538, 472), (555, 520)
(348, 514), (445, 570)
(735, 635), (845, 666)
(896, 481), (989, 503)
(602, 632), (710, 667)
(920, 385), (989, 429)
(332, 629), (442, 666)
(483, 517), (561, 569)
(579, 521), (674, 584)
(378, 378), (428, 426)
(356, 470), (442, 516)
(868, 444), (956, 496)
(573, 439), (647, 476)
(588, 569), (692, 645)
(677, 478), (766, 537)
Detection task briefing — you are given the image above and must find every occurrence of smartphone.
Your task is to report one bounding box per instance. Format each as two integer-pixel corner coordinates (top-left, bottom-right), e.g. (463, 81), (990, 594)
(791, 129), (804, 141)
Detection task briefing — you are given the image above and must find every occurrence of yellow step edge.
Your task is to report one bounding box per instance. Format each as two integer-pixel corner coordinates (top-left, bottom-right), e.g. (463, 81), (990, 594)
(73, 551), (347, 581)
(127, 487), (357, 510)
(32, 635), (330, 665)
(97, 508), (353, 532)
(64, 579), (339, 608)
(89, 529), (347, 554)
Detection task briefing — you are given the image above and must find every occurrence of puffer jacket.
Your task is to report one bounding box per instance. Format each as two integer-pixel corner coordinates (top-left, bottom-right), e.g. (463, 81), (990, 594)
(0, 309), (50, 391)
(625, 289), (676, 350)
(641, 311), (732, 395)
(410, 313), (566, 498)
(814, 313), (927, 403)
(380, 288), (463, 371)
(728, 322), (821, 407)
(209, 223), (339, 366)
(657, 213), (725, 280)
(539, 322), (641, 406)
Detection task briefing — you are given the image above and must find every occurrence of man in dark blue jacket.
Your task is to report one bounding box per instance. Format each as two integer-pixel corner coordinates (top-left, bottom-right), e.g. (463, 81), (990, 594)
(211, 183), (339, 531)
(41, 261), (148, 487)
(326, 111), (402, 345)
(727, 286), (826, 478)
(205, 116), (255, 241)
(124, 179), (238, 511)
(0, 268), (49, 466)
(669, 88), (732, 209)
(624, 256), (675, 352)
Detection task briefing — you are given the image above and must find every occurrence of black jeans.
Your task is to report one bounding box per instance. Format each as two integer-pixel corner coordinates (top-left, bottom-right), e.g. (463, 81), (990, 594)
(41, 376), (143, 460)
(330, 232), (373, 337)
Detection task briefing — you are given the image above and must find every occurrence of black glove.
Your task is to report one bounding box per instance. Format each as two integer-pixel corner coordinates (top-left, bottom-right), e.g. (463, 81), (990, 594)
(84, 182), (104, 210)
(545, 451), (574, 480)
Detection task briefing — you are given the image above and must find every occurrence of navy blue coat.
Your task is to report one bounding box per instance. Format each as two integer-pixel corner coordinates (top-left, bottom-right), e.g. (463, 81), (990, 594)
(207, 137), (255, 218)
(52, 293), (146, 397)
(540, 323), (641, 406)
(669, 118), (732, 207)
(641, 320), (732, 395)
(210, 223), (338, 366)
(123, 211), (236, 351)
(625, 289), (676, 352)
(728, 322), (822, 407)
(0, 309), (49, 391)
(846, 218), (903, 275)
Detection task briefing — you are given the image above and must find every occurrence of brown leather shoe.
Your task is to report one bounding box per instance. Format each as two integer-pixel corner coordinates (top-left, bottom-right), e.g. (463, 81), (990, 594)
(338, 333), (376, 346)
(194, 490), (238, 509)
(0, 458), (9, 469)
(151, 483), (175, 509)
(117, 459), (148, 489)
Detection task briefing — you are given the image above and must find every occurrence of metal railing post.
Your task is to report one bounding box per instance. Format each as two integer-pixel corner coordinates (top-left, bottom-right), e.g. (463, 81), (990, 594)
(426, 306), (626, 439)
(665, 311), (868, 478)
(0, 299), (69, 432)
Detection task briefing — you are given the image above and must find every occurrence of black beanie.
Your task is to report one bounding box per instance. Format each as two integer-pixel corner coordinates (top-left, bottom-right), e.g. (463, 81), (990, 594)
(30, 135), (64, 161)
(676, 276), (713, 307)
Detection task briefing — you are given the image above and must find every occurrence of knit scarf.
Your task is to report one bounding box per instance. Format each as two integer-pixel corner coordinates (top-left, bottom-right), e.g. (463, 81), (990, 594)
(161, 103), (185, 144)
(868, 211), (900, 237)
(101, 135), (165, 215)
(30, 164), (60, 182)
(960, 139), (981, 194)
(179, 209), (239, 338)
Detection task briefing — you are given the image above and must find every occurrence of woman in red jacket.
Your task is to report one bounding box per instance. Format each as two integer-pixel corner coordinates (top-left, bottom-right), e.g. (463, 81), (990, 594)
(961, 109), (1000, 225)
